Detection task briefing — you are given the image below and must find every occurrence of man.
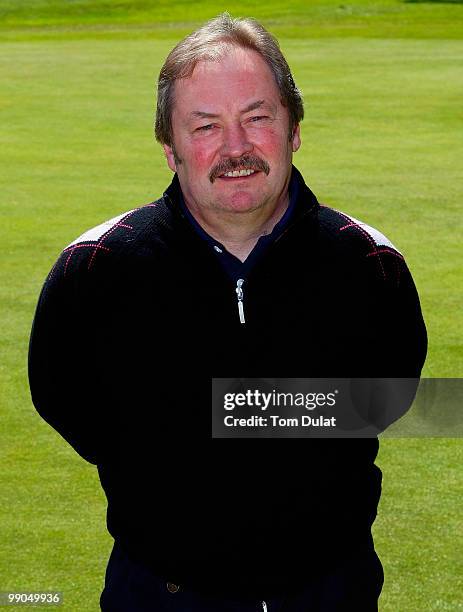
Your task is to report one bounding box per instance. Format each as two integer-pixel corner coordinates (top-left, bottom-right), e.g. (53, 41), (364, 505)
(29, 13), (427, 612)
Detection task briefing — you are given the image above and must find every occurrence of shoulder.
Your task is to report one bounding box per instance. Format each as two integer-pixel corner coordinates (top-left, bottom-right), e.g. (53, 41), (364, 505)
(47, 197), (171, 283)
(318, 205), (401, 255)
(316, 204), (405, 283)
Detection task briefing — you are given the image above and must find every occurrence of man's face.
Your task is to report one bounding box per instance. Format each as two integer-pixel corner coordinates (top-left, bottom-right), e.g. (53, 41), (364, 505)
(163, 45), (301, 216)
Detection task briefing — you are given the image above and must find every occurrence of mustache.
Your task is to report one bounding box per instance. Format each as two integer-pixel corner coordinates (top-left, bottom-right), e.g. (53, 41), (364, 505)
(209, 155), (270, 183)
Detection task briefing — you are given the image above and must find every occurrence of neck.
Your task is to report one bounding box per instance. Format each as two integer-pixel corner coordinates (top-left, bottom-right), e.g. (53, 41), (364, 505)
(185, 192), (290, 262)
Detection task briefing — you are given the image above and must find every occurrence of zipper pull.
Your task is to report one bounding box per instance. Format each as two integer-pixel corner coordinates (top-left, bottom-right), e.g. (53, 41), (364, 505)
(235, 278), (245, 324)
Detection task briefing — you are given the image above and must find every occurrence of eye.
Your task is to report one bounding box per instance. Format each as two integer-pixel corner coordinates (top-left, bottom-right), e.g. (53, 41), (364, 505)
(249, 115), (268, 123)
(196, 124), (214, 132)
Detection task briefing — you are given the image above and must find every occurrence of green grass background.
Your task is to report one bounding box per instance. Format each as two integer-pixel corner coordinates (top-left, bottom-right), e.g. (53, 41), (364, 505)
(1, 1), (462, 610)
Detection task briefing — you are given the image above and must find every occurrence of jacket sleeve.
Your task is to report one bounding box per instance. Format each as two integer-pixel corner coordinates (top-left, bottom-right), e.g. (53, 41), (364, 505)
(373, 256), (427, 376)
(351, 256), (428, 432)
(28, 252), (109, 464)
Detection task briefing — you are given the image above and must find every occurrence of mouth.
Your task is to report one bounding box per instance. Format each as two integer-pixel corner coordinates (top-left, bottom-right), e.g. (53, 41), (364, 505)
(209, 156), (270, 183)
(218, 168), (259, 179)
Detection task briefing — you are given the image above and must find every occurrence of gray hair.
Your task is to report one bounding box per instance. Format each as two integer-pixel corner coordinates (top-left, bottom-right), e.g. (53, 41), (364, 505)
(155, 13), (304, 146)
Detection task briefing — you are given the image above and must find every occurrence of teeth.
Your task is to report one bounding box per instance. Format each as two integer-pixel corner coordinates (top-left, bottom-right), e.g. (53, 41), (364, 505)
(222, 169), (255, 178)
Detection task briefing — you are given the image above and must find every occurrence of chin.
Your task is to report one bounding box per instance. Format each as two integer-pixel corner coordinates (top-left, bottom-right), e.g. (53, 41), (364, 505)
(222, 201), (263, 214)
(219, 193), (265, 213)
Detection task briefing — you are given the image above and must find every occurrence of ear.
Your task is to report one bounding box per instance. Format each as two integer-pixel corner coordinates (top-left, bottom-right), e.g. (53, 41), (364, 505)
(163, 144), (177, 173)
(291, 124), (301, 153)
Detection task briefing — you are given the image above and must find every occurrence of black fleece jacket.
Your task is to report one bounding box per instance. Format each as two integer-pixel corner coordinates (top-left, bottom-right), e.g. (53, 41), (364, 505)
(29, 167), (427, 598)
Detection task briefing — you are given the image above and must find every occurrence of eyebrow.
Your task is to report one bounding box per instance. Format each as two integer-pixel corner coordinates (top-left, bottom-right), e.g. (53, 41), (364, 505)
(242, 99), (266, 113)
(189, 100), (267, 120)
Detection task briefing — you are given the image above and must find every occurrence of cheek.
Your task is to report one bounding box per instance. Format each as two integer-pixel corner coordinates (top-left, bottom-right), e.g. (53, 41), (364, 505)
(189, 144), (216, 173)
(253, 129), (290, 159)
(193, 149), (210, 169)
(258, 132), (290, 159)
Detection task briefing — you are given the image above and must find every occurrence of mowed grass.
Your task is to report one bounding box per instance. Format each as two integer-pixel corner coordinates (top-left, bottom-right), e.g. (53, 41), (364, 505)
(1, 1), (462, 610)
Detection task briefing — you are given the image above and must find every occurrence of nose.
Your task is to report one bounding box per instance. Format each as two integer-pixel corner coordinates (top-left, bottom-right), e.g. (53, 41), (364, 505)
(220, 123), (253, 158)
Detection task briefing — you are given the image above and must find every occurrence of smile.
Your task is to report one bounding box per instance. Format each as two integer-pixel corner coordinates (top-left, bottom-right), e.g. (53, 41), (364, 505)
(209, 156), (270, 183)
(220, 168), (257, 178)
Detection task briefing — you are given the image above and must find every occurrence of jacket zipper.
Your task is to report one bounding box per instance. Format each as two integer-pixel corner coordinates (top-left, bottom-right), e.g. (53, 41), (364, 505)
(235, 278), (245, 324)
(230, 208), (315, 325)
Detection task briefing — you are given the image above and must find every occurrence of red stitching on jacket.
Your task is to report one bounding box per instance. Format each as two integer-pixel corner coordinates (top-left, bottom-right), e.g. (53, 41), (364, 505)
(64, 245), (77, 277)
(63, 243), (111, 253)
(332, 209), (387, 280)
(88, 211), (137, 270)
(366, 249), (404, 260)
(62, 244), (111, 277)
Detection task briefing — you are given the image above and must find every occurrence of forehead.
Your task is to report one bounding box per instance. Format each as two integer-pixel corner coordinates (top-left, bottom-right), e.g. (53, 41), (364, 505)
(172, 46), (282, 115)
